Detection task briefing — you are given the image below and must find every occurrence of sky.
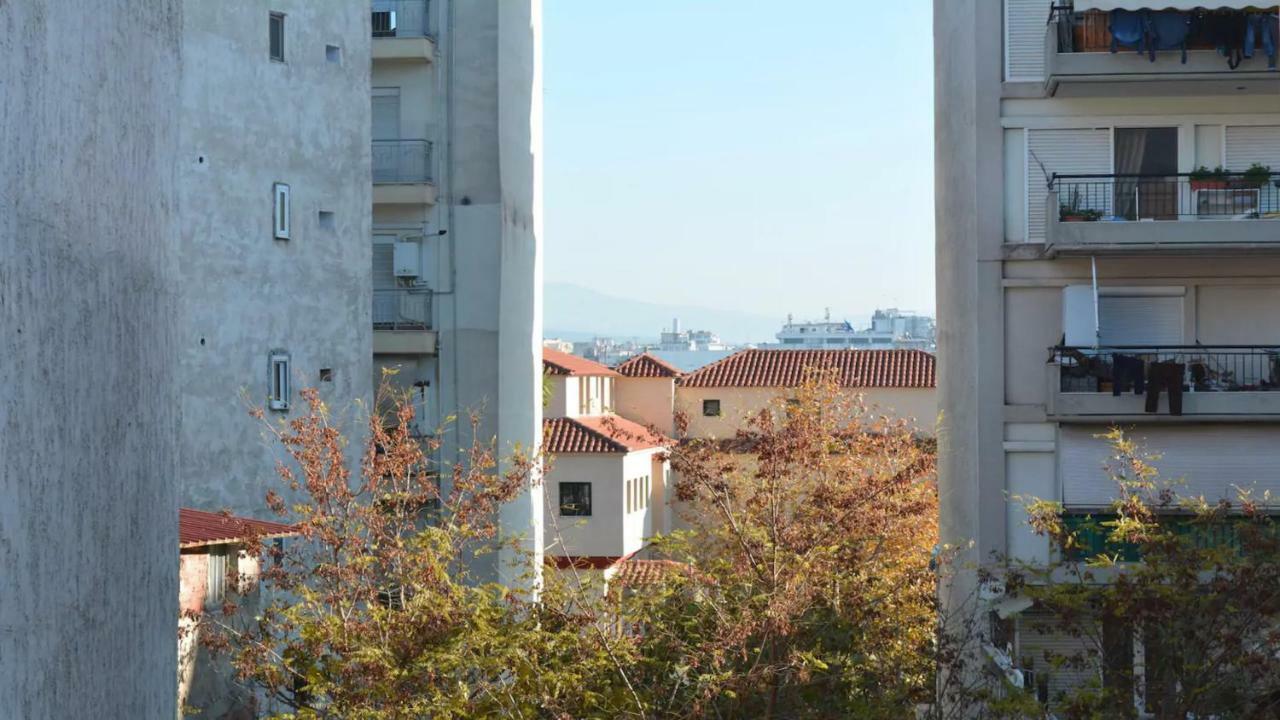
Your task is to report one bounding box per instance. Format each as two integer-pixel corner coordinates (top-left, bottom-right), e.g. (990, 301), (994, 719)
(543, 0), (936, 323)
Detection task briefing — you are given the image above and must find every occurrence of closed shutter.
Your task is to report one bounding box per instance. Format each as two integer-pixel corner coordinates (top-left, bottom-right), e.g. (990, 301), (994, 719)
(1097, 295), (1183, 346)
(1225, 126), (1280, 172)
(372, 89), (401, 140)
(1017, 610), (1101, 701)
(1059, 425), (1280, 506)
(372, 242), (396, 289)
(1027, 129), (1111, 241)
(1006, 0), (1047, 81)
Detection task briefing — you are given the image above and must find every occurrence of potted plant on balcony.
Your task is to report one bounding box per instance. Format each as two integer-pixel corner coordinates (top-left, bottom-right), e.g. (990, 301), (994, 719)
(1189, 165), (1229, 191)
(1242, 162), (1273, 188)
(1059, 188), (1099, 222)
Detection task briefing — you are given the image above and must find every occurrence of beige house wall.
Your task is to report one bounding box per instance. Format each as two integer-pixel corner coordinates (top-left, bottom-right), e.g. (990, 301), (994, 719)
(675, 386), (937, 439)
(544, 448), (666, 559)
(615, 377), (677, 436)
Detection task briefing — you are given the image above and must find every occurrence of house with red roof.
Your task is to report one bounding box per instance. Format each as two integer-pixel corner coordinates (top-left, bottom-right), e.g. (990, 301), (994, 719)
(542, 349), (673, 566)
(614, 352), (684, 437)
(178, 508), (296, 720)
(675, 349), (937, 438)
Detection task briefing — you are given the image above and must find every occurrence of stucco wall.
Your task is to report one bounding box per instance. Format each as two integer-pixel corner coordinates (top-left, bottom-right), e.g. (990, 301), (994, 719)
(0, 1), (181, 715)
(615, 377), (677, 436)
(676, 386), (937, 438)
(544, 448), (663, 559)
(178, 0), (373, 515)
(178, 548), (262, 719)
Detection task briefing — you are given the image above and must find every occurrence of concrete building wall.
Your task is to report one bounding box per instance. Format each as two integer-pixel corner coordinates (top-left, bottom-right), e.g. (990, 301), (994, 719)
(675, 386), (938, 439)
(178, 0), (373, 514)
(178, 548), (263, 718)
(544, 448), (665, 559)
(615, 377), (677, 436)
(0, 1), (181, 715)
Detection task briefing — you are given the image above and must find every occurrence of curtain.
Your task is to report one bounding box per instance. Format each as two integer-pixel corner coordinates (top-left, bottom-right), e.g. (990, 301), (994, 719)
(1114, 129), (1149, 220)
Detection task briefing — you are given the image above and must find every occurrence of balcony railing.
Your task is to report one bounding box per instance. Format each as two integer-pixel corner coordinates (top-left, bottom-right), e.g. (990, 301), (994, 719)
(373, 140), (432, 184)
(1054, 345), (1280, 394)
(1051, 173), (1280, 222)
(372, 0), (429, 38)
(373, 288), (432, 331)
(1050, 7), (1276, 65)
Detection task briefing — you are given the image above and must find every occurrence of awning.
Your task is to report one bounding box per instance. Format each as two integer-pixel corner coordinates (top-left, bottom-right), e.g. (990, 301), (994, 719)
(1075, 1), (1274, 10)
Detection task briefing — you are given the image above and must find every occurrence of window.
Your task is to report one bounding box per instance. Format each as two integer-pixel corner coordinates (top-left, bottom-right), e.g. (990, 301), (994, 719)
(206, 546), (229, 610)
(273, 183), (290, 240)
(269, 351), (290, 411)
(559, 482), (592, 517)
(269, 12), (285, 61)
(702, 399), (721, 417)
(325, 44), (341, 64)
(625, 479), (632, 513)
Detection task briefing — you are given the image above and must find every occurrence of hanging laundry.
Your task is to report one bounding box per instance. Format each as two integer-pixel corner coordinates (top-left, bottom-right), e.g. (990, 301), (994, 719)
(1197, 11), (1248, 69)
(1110, 10), (1153, 60)
(1148, 12), (1191, 64)
(1244, 12), (1278, 70)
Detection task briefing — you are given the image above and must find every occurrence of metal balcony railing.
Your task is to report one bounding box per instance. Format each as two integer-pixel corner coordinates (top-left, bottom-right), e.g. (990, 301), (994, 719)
(1053, 345), (1280, 393)
(1050, 6), (1275, 63)
(1051, 172), (1280, 221)
(373, 288), (432, 331)
(372, 0), (429, 38)
(372, 140), (433, 184)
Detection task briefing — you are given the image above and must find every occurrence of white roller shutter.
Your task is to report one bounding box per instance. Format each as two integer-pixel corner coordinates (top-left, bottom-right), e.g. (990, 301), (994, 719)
(1017, 610), (1101, 700)
(1059, 425), (1280, 507)
(1225, 126), (1280, 172)
(1097, 295), (1183, 347)
(1027, 128), (1112, 242)
(1006, 0), (1047, 82)
(372, 88), (401, 141)
(372, 242), (396, 289)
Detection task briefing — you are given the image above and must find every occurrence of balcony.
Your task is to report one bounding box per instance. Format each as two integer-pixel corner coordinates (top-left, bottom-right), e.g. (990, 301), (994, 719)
(1044, 7), (1280, 97)
(372, 140), (435, 205)
(1048, 345), (1280, 420)
(1045, 172), (1280, 254)
(373, 288), (436, 355)
(371, 0), (434, 62)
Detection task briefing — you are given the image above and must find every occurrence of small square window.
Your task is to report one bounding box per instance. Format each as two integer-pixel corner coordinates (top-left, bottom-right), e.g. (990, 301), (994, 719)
(702, 399), (721, 417)
(269, 351), (291, 411)
(318, 210), (335, 232)
(319, 368), (334, 382)
(269, 13), (285, 62)
(326, 44), (341, 64)
(559, 482), (592, 517)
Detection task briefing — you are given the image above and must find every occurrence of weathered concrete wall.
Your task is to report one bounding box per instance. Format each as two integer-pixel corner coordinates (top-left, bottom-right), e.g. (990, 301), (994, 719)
(435, 0), (543, 587)
(178, 0), (372, 514)
(0, 1), (181, 716)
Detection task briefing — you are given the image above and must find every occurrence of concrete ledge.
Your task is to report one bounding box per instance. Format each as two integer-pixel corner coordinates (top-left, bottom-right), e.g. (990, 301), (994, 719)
(373, 330), (438, 355)
(372, 36), (435, 62)
(1051, 391), (1280, 420)
(373, 183), (437, 206)
(1045, 193), (1280, 255)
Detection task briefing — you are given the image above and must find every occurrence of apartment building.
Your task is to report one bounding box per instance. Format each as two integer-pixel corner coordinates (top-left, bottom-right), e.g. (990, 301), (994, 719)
(178, 1), (373, 516)
(937, 0), (1280, 703)
(369, 0), (544, 584)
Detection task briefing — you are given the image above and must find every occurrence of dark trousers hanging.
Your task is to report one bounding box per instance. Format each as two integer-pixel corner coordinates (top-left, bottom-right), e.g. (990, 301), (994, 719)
(1146, 362), (1185, 415)
(1112, 354), (1146, 396)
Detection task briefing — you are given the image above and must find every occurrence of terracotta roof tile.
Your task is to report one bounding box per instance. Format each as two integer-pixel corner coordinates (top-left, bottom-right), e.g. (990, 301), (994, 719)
(612, 559), (695, 587)
(179, 508), (296, 549)
(543, 347), (620, 377)
(543, 415), (671, 454)
(678, 349), (935, 389)
(615, 353), (683, 378)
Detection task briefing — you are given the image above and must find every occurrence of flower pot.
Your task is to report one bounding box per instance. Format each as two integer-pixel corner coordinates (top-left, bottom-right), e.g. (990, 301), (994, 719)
(1062, 215), (1088, 222)
(1190, 179), (1229, 191)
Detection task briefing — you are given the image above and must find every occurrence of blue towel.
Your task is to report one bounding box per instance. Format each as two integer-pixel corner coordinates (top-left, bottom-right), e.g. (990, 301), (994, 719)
(1110, 10), (1151, 60)
(1148, 12), (1191, 64)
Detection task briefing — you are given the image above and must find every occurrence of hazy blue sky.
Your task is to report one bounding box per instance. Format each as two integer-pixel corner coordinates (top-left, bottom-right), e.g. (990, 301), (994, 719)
(543, 0), (936, 324)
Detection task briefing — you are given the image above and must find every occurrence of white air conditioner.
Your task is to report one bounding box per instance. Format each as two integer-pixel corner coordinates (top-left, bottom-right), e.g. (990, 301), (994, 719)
(393, 242), (420, 278)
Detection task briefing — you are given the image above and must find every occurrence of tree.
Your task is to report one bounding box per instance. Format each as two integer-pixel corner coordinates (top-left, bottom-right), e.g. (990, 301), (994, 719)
(1002, 429), (1280, 719)
(613, 370), (940, 719)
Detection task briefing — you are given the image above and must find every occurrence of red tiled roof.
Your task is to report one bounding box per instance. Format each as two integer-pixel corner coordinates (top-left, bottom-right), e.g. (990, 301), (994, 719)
(543, 347), (620, 377)
(678, 349), (936, 389)
(543, 415), (671, 454)
(179, 508), (296, 549)
(615, 353), (683, 378)
(612, 559), (695, 587)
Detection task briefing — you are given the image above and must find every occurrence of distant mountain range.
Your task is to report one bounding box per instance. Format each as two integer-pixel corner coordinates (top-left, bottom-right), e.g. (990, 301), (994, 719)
(544, 283), (872, 345)
(544, 283), (783, 345)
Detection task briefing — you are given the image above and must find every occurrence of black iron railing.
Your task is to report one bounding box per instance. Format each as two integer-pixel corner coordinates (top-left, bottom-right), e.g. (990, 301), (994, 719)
(1050, 6), (1277, 64)
(372, 0), (429, 38)
(1053, 345), (1280, 393)
(1051, 172), (1280, 221)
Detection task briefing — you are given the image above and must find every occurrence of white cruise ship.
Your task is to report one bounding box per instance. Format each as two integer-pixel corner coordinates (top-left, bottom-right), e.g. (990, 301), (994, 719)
(771, 309), (935, 351)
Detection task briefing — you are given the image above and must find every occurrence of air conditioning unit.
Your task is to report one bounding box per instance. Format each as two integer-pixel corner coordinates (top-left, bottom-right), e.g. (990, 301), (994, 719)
(393, 242), (420, 278)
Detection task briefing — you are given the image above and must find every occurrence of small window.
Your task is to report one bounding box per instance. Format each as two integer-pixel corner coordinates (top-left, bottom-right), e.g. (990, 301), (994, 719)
(559, 482), (592, 517)
(625, 479), (632, 513)
(318, 211), (335, 232)
(269, 12), (285, 62)
(206, 546), (229, 610)
(269, 351), (291, 411)
(325, 44), (341, 64)
(702, 399), (721, 417)
(273, 183), (291, 240)
(319, 368), (334, 382)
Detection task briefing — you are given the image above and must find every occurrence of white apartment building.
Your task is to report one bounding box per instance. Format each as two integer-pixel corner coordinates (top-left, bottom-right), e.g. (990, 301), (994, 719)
(938, 0), (1280, 704)
(369, 0), (544, 584)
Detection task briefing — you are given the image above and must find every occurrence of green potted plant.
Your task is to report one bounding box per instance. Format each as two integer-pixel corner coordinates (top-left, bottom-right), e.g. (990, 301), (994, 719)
(1059, 187), (1091, 222)
(1189, 165), (1229, 191)
(1243, 162), (1272, 188)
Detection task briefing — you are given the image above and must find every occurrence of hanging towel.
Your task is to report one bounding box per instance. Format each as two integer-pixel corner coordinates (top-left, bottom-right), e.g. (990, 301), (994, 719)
(1149, 12), (1191, 64)
(1110, 10), (1153, 60)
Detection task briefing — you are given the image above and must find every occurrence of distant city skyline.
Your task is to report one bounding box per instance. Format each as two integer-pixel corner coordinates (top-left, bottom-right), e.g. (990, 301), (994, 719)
(543, 0), (936, 318)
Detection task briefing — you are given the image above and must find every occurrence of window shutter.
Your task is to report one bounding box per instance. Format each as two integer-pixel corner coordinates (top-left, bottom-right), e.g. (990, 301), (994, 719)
(1027, 129), (1112, 242)
(273, 183), (291, 240)
(1005, 0), (1047, 81)
(371, 242), (397, 289)
(1225, 126), (1280, 172)
(371, 89), (401, 140)
(1097, 295), (1183, 346)
(1062, 285), (1097, 346)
